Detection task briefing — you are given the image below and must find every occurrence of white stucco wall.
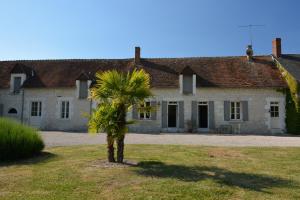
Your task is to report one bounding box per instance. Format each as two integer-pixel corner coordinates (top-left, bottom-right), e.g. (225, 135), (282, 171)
(0, 87), (286, 134)
(22, 88), (91, 131)
(0, 88), (91, 131)
(129, 88), (286, 134)
(0, 89), (23, 121)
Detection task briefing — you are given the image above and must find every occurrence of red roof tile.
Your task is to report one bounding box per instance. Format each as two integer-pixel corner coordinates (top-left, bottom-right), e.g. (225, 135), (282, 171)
(0, 56), (287, 89)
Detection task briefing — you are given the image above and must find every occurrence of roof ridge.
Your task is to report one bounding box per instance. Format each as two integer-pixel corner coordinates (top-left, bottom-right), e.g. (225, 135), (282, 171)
(0, 58), (133, 62)
(0, 55), (272, 62)
(142, 55), (270, 60)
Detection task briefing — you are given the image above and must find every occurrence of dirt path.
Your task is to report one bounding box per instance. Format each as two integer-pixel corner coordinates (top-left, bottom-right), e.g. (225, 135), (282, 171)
(41, 131), (300, 147)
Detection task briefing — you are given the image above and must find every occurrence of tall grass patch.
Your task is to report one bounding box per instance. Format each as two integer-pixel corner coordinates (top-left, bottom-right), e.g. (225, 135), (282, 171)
(0, 118), (44, 161)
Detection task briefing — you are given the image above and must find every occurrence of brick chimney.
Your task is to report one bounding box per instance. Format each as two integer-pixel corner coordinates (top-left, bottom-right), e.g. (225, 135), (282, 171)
(272, 38), (281, 58)
(135, 47), (141, 64)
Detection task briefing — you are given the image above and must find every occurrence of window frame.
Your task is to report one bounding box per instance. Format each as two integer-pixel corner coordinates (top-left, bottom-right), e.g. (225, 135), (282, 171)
(31, 101), (42, 117)
(79, 80), (88, 99)
(60, 100), (70, 119)
(182, 75), (193, 94)
(270, 102), (279, 118)
(230, 101), (241, 120)
(139, 101), (151, 120)
(13, 76), (22, 94)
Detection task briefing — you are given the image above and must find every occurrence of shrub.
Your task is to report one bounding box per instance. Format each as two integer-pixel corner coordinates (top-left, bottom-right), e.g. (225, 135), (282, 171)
(0, 118), (44, 161)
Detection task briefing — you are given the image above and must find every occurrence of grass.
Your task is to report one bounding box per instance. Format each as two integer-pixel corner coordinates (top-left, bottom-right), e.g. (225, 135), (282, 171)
(0, 145), (300, 200)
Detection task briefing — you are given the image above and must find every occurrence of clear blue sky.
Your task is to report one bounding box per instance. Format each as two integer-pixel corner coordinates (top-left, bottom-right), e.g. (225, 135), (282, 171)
(0, 0), (299, 60)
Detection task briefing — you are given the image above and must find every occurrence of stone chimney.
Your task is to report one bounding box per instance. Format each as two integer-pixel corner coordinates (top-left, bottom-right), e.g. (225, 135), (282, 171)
(272, 38), (281, 58)
(135, 47), (141, 64)
(246, 45), (254, 61)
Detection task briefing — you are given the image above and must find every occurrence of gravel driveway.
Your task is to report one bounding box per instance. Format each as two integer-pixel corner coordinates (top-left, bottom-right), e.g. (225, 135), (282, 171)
(41, 131), (300, 147)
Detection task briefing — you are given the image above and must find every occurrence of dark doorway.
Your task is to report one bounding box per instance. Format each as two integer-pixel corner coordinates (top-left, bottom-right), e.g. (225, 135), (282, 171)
(168, 104), (177, 128)
(198, 105), (208, 128)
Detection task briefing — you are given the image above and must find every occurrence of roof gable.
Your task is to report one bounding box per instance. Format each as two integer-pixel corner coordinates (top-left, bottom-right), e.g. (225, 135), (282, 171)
(180, 66), (195, 75)
(76, 72), (91, 81)
(10, 63), (32, 75)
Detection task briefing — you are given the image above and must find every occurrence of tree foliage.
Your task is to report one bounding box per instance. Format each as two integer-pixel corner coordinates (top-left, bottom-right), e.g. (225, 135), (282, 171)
(89, 69), (152, 162)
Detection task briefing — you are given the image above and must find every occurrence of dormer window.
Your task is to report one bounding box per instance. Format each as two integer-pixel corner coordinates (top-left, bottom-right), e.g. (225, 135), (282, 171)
(183, 75), (193, 94)
(13, 76), (22, 94)
(79, 80), (88, 99)
(180, 66), (196, 95)
(10, 63), (29, 95)
(10, 74), (26, 94)
(76, 72), (91, 99)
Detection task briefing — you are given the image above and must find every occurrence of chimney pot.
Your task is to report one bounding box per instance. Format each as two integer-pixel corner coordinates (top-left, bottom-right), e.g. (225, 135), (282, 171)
(272, 38), (281, 58)
(246, 45), (253, 61)
(135, 46), (141, 64)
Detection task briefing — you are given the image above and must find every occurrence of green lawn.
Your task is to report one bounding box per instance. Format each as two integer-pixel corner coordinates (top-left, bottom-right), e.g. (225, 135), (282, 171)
(0, 145), (300, 200)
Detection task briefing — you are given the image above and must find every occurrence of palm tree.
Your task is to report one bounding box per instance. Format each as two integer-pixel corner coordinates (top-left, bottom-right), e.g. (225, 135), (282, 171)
(89, 103), (119, 162)
(89, 69), (152, 163)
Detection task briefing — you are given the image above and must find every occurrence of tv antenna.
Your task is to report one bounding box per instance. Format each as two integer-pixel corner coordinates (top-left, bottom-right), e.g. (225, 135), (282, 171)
(238, 24), (265, 46)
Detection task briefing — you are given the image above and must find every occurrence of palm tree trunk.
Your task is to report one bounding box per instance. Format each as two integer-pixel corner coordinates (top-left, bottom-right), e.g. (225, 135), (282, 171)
(107, 134), (115, 162)
(117, 134), (124, 163)
(117, 104), (127, 163)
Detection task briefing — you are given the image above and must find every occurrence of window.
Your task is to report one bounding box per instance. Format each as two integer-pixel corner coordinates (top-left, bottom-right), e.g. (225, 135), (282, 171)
(139, 101), (151, 120)
(79, 81), (88, 99)
(61, 101), (70, 119)
(230, 102), (241, 120)
(270, 102), (279, 118)
(8, 108), (17, 114)
(13, 77), (22, 93)
(31, 101), (42, 117)
(182, 75), (193, 94)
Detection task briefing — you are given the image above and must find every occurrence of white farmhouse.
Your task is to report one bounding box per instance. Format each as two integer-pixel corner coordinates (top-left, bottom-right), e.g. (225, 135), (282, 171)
(0, 38), (294, 134)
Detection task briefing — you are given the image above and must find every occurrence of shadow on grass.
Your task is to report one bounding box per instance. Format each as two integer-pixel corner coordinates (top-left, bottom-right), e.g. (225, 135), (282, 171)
(136, 161), (297, 192)
(0, 151), (57, 167)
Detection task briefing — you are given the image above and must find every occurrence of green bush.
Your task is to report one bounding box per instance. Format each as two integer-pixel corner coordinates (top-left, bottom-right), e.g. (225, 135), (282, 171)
(0, 118), (44, 161)
(286, 91), (300, 134)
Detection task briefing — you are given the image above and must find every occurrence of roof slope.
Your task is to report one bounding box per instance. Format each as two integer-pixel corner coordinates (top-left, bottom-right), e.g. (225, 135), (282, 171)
(277, 54), (300, 82)
(139, 56), (286, 88)
(0, 56), (286, 89)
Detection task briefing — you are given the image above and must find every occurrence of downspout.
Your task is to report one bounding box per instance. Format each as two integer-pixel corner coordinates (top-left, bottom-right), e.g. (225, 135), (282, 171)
(21, 88), (25, 124)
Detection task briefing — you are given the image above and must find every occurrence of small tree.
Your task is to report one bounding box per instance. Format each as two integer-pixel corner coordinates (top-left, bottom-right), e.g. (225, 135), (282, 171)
(89, 69), (152, 163)
(89, 103), (119, 162)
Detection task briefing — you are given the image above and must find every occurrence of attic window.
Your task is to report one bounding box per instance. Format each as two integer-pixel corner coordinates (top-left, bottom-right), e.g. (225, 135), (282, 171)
(8, 108), (17, 114)
(79, 81), (88, 99)
(180, 66), (196, 95)
(182, 75), (193, 94)
(13, 77), (22, 94)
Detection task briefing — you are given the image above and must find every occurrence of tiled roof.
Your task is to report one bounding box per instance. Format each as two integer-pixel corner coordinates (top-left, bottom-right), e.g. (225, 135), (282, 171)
(139, 56), (286, 88)
(277, 54), (300, 82)
(0, 56), (287, 89)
